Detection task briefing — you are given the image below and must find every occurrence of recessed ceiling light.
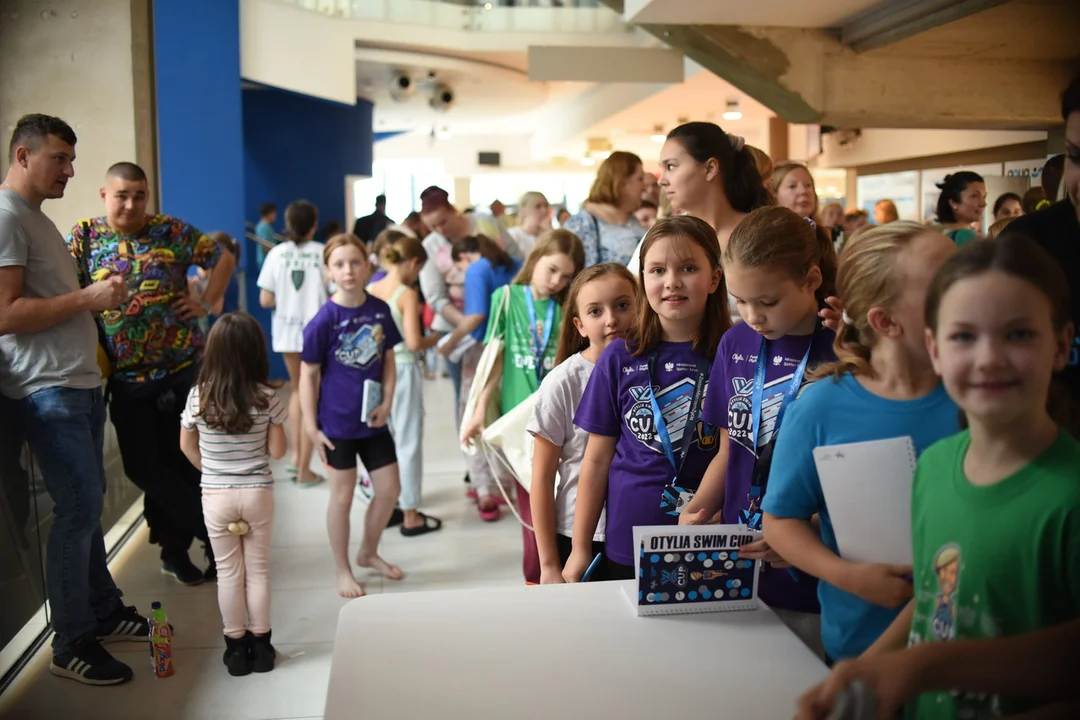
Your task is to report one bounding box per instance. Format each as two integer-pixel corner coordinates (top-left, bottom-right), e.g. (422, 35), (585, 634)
(580, 157), (596, 166)
(722, 99), (742, 121)
(651, 124), (665, 143)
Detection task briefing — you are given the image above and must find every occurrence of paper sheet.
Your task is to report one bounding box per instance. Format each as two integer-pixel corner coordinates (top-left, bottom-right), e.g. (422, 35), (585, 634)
(813, 436), (916, 566)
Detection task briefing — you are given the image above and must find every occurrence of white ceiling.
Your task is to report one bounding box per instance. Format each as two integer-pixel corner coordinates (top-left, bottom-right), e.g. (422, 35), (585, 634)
(624, 0), (883, 28)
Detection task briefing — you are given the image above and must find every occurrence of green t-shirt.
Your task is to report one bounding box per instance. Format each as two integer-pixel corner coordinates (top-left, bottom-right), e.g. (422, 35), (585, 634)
(484, 284), (562, 415)
(946, 228), (978, 246)
(906, 429), (1080, 720)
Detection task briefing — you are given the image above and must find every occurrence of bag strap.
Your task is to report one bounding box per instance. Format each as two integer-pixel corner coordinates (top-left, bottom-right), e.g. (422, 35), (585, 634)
(489, 284), (512, 340)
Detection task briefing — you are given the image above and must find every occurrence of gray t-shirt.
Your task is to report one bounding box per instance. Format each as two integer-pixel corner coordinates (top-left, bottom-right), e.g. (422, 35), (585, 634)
(0, 189), (100, 399)
(526, 352), (605, 541)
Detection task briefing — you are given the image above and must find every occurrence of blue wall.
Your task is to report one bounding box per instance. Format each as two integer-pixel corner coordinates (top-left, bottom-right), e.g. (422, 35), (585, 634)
(152, 0), (244, 317)
(242, 87), (373, 377)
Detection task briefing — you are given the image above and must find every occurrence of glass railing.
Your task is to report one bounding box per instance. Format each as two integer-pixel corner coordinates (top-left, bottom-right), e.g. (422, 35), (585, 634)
(278, 0), (628, 34)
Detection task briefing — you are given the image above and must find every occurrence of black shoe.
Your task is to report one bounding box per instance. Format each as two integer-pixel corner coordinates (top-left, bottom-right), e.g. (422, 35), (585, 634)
(249, 630), (276, 673)
(223, 634), (251, 677)
(50, 637), (133, 686)
(95, 605), (149, 644)
(161, 556), (205, 586)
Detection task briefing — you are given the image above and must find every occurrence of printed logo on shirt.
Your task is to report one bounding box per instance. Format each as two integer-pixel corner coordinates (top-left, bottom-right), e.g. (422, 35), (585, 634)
(334, 322), (385, 369)
(727, 371), (804, 456)
(624, 378), (718, 454)
(291, 269), (305, 291)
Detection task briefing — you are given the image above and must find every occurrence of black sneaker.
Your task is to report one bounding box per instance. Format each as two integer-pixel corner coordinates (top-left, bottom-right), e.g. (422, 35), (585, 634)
(50, 638), (133, 686)
(96, 605), (149, 644)
(223, 634), (251, 677)
(161, 556), (205, 586)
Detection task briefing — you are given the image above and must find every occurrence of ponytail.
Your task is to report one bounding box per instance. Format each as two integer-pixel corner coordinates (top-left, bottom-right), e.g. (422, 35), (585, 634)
(726, 146), (774, 213)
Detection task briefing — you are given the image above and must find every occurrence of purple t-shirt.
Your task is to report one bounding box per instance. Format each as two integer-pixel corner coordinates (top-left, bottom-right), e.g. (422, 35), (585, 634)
(703, 321), (835, 612)
(574, 339), (722, 566)
(301, 296), (403, 440)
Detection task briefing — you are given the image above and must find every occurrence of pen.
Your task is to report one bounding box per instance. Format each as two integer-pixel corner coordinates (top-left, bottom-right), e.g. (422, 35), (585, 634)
(581, 553), (603, 582)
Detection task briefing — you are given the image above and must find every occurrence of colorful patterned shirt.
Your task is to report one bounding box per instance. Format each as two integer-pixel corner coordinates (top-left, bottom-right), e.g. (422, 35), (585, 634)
(67, 215), (223, 384)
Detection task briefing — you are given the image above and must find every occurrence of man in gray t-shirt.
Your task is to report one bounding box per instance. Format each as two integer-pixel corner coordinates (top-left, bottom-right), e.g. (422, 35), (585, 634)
(0, 114), (145, 687)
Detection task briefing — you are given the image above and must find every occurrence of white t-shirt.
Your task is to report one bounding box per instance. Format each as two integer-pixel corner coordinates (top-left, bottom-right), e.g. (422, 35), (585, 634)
(257, 240), (327, 353)
(507, 226), (537, 261)
(180, 385), (287, 488)
(526, 352), (605, 541)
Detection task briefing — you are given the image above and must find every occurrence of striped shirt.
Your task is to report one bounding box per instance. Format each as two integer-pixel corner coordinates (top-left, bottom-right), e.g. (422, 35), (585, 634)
(180, 385), (286, 488)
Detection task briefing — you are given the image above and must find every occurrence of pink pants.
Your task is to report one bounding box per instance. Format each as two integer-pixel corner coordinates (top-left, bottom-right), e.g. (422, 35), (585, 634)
(202, 486), (274, 639)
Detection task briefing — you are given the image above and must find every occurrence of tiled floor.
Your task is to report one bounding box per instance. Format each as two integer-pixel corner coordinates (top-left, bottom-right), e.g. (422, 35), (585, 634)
(0, 378), (523, 719)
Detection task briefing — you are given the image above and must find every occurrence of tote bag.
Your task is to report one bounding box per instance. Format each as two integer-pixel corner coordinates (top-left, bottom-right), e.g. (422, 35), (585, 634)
(459, 285), (511, 453)
(480, 386), (538, 494)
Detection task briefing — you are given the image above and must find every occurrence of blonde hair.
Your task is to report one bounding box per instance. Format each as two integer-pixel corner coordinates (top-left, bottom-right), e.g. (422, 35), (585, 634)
(372, 228), (408, 263)
(987, 216), (1017, 238)
(322, 233), (367, 265)
(512, 229), (586, 305)
(813, 221), (932, 381)
(518, 191), (547, 211)
(724, 206), (837, 305)
(769, 161), (819, 218)
(745, 145), (774, 183)
(554, 263), (638, 365)
(586, 151), (642, 206)
(380, 233), (428, 266)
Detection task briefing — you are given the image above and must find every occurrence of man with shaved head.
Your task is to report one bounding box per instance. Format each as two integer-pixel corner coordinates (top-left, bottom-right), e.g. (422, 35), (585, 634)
(67, 161), (235, 587)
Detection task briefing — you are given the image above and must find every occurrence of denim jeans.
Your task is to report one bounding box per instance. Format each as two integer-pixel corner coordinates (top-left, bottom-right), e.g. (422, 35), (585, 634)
(15, 386), (123, 654)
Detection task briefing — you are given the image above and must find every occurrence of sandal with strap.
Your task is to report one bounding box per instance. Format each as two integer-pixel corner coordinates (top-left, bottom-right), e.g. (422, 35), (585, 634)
(400, 512), (443, 537)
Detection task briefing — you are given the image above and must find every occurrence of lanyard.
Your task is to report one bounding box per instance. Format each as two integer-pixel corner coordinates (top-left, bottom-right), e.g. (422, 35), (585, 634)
(749, 333), (815, 454)
(523, 286), (555, 381)
(647, 351), (711, 484)
(743, 329), (817, 531)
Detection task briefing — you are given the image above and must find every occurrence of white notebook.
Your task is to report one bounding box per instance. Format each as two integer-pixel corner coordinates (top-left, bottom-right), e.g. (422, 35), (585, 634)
(362, 379), (383, 424)
(813, 436), (917, 566)
(624, 525), (761, 616)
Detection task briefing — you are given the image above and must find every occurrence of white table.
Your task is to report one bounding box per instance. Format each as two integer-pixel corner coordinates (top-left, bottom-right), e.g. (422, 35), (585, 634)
(325, 580), (828, 719)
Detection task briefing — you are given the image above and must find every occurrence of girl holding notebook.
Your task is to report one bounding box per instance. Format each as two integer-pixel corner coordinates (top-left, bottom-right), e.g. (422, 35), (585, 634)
(299, 235), (405, 599)
(759, 222), (960, 664)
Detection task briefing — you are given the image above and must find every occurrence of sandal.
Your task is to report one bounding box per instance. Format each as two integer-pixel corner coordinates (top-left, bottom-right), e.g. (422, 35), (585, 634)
(387, 508), (404, 528)
(292, 475), (325, 489)
(400, 513), (443, 537)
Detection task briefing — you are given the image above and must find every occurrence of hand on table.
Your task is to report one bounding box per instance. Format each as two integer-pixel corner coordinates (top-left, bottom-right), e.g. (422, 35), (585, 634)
(562, 550), (592, 583)
(540, 564), (567, 585)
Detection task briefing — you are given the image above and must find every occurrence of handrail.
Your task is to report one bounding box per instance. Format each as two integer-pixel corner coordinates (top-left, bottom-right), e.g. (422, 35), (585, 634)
(246, 231), (278, 251)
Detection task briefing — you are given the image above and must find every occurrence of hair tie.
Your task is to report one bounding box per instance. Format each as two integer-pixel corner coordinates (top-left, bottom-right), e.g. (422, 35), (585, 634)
(727, 134), (745, 152)
(842, 310), (854, 326)
(805, 216), (817, 229)
(1036, 199), (1051, 211)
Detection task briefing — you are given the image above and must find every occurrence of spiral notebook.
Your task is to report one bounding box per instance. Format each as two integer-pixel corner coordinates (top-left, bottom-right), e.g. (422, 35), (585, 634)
(813, 436), (917, 566)
(624, 525), (761, 616)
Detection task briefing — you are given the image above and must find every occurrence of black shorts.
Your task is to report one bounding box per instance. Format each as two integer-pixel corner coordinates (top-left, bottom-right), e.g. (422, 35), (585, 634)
(324, 431), (397, 472)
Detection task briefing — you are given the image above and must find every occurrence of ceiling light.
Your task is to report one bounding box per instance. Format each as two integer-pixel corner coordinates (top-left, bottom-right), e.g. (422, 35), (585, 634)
(722, 99), (742, 121)
(651, 124), (665, 143)
(580, 157), (596, 167)
(484, 2), (492, 9)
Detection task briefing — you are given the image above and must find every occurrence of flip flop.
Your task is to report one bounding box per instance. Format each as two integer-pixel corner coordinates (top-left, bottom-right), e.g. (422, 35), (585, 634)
(400, 513), (443, 537)
(293, 475), (325, 489)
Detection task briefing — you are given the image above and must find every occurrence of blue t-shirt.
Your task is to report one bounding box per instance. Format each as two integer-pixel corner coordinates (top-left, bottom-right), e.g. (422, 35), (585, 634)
(463, 256), (521, 341)
(761, 373), (960, 660)
(254, 219), (276, 268)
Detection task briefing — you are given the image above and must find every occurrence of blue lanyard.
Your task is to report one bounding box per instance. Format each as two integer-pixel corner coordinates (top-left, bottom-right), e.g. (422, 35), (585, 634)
(647, 351), (711, 483)
(749, 334), (814, 454)
(523, 286), (556, 381)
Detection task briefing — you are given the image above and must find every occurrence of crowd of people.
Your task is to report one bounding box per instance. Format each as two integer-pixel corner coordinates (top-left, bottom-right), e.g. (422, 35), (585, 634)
(1, 70), (1078, 718)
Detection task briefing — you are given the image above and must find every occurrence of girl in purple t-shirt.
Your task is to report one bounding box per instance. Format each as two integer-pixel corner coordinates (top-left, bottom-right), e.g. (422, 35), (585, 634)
(298, 235), (406, 599)
(683, 206), (838, 649)
(566, 216), (733, 581)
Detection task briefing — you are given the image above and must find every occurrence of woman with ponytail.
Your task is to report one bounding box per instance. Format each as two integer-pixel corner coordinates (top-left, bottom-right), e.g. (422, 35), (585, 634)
(759, 222), (961, 664)
(628, 122), (775, 321)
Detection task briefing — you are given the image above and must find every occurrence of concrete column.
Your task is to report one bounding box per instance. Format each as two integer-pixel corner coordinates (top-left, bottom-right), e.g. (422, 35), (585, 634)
(0, 0), (145, 231)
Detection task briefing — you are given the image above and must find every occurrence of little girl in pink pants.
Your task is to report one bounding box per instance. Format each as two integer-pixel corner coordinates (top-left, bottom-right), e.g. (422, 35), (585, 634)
(180, 312), (286, 677)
